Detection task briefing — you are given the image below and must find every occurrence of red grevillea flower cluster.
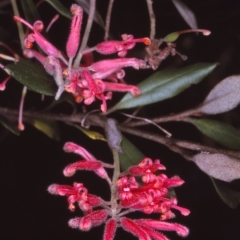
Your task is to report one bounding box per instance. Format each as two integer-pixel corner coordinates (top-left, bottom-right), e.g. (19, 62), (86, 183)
(48, 142), (190, 240)
(12, 4), (150, 112)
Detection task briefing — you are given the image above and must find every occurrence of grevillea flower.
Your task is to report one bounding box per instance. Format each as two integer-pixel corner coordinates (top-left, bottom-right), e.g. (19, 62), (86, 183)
(48, 142), (190, 240)
(12, 4), (150, 112)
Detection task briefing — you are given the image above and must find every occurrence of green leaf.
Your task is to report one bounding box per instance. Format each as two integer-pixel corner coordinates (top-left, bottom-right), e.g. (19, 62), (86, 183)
(188, 118), (240, 150)
(200, 75), (240, 114)
(0, 114), (20, 135)
(193, 153), (240, 182)
(73, 125), (106, 141)
(112, 63), (217, 111)
(20, 0), (41, 23)
(211, 178), (240, 209)
(45, 0), (71, 19)
(119, 135), (145, 171)
(163, 32), (180, 42)
(32, 119), (60, 140)
(6, 59), (56, 96)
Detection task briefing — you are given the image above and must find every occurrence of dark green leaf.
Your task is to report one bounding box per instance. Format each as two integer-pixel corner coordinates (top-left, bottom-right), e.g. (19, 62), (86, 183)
(188, 118), (240, 150)
(20, 0), (41, 24)
(0, 114), (20, 135)
(6, 59), (56, 96)
(112, 63), (217, 111)
(200, 75), (240, 114)
(193, 153), (240, 182)
(211, 178), (240, 209)
(45, 0), (71, 19)
(32, 119), (60, 140)
(75, 0), (105, 29)
(119, 135), (145, 171)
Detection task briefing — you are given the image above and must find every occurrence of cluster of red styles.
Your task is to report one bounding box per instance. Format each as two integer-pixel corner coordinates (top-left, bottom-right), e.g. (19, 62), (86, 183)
(5, 3), (190, 239)
(12, 4), (151, 112)
(48, 142), (190, 240)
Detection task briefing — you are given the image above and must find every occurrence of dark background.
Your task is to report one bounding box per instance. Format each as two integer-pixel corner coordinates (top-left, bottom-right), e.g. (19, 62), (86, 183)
(1, 0), (240, 239)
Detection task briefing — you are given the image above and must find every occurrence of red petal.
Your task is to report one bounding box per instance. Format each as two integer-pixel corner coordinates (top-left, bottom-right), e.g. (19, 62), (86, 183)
(63, 160), (102, 176)
(103, 219), (117, 240)
(120, 217), (151, 240)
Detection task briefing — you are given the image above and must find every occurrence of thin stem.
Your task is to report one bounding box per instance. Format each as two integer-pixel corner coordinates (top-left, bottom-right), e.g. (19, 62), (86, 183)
(110, 148), (120, 217)
(146, 0), (155, 39)
(11, 0), (25, 50)
(1, 106), (240, 159)
(73, 0), (96, 68)
(122, 113), (172, 137)
(18, 86), (27, 131)
(125, 107), (200, 127)
(104, 0), (114, 41)
(119, 126), (240, 160)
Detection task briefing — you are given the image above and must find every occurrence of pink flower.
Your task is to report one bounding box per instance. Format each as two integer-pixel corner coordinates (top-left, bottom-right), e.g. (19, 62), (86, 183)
(14, 17), (61, 58)
(96, 34), (150, 57)
(48, 143), (190, 240)
(13, 4), (150, 112)
(66, 4), (83, 59)
(63, 142), (111, 184)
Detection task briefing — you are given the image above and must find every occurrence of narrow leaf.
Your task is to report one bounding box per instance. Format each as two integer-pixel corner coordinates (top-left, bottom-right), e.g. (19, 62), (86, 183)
(188, 118), (240, 150)
(119, 136), (145, 171)
(6, 59), (56, 96)
(171, 0), (198, 29)
(73, 125), (106, 141)
(112, 63), (217, 111)
(45, 0), (71, 19)
(75, 0), (105, 29)
(32, 119), (60, 140)
(0, 114), (20, 135)
(200, 75), (240, 114)
(211, 178), (240, 209)
(193, 153), (240, 182)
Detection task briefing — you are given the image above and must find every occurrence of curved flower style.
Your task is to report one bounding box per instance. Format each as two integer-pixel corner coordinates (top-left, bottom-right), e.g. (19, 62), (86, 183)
(48, 142), (190, 240)
(13, 4), (150, 112)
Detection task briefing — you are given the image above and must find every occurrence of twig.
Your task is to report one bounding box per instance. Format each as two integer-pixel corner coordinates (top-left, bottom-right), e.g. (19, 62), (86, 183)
(119, 126), (240, 160)
(110, 148), (120, 216)
(104, 0), (114, 41)
(1, 106), (240, 159)
(125, 107), (200, 127)
(146, 0), (156, 39)
(122, 112), (172, 137)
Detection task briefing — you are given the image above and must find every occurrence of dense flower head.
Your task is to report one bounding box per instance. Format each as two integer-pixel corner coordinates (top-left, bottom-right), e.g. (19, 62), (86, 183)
(12, 4), (151, 112)
(48, 142), (190, 240)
